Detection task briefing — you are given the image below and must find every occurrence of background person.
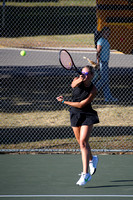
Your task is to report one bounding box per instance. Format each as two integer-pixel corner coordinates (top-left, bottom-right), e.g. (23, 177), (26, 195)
(93, 26), (118, 102)
(56, 66), (99, 186)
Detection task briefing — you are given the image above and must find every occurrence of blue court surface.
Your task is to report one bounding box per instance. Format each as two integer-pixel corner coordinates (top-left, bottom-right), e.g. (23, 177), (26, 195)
(0, 154), (133, 200)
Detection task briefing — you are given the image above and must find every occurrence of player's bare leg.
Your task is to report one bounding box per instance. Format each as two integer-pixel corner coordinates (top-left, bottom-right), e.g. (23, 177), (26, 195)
(80, 125), (93, 173)
(72, 127), (80, 145)
(72, 126), (93, 160)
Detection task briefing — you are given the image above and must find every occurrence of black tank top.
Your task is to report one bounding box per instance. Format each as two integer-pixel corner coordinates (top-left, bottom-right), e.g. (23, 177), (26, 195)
(69, 82), (97, 114)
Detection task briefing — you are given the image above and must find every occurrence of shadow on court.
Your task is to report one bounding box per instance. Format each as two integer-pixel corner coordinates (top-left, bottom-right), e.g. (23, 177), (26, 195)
(1, 66), (133, 114)
(85, 183), (133, 189)
(0, 155), (133, 200)
(0, 126), (132, 143)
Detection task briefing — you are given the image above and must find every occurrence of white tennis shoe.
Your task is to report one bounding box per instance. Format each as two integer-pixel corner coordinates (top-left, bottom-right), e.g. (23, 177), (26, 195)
(76, 172), (91, 186)
(89, 155), (99, 175)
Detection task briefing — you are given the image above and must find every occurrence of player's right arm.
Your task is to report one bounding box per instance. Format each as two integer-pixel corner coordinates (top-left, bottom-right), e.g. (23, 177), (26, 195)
(56, 85), (97, 109)
(71, 75), (85, 88)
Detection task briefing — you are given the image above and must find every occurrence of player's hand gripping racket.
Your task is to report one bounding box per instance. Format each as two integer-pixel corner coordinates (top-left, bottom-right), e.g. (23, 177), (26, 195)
(59, 49), (82, 75)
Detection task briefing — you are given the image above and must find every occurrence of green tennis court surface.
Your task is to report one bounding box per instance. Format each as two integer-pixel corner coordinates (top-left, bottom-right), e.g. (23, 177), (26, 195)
(0, 155), (133, 200)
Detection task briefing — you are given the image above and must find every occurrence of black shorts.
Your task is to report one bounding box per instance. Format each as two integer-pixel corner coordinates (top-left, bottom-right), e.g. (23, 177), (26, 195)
(70, 112), (99, 127)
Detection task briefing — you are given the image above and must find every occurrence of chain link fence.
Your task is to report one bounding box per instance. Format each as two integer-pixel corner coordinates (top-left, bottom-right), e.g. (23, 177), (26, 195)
(0, 0), (133, 153)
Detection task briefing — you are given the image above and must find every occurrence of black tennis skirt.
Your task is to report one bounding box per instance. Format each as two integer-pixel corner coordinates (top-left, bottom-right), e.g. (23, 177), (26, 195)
(70, 112), (99, 127)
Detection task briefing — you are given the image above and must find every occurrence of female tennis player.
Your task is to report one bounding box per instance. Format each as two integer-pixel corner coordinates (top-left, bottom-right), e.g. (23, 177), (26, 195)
(56, 65), (99, 186)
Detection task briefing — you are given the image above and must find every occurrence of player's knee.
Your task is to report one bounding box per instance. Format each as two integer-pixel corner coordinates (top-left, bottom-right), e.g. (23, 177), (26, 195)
(80, 140), (87, 149)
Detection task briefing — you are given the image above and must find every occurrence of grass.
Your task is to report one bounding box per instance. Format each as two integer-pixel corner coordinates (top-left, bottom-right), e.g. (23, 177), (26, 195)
(1, 102), (132, 152)
(0, 0), (96, 7)
(0, 34), (95, 49)
(0, 106), (133, 128)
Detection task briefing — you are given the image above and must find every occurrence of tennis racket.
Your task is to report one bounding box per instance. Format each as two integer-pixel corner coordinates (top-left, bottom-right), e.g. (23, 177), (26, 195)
(59, 49), (82, 75)
(83, 56), (99, 69)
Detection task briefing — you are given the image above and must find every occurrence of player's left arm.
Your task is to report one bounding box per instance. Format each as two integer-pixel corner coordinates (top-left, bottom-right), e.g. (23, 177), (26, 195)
(56, 85), (97, 108)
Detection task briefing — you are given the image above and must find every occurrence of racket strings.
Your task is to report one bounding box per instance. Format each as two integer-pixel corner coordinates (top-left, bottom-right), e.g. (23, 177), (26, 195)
(60, 51), (73, 70)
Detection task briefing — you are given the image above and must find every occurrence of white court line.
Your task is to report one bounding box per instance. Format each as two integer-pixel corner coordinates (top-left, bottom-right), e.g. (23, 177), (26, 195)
(0, 195), (133, 198)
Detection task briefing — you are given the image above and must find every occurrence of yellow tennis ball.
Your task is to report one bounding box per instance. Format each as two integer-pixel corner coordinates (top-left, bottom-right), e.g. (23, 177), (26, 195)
(20, 50), (26, 56)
